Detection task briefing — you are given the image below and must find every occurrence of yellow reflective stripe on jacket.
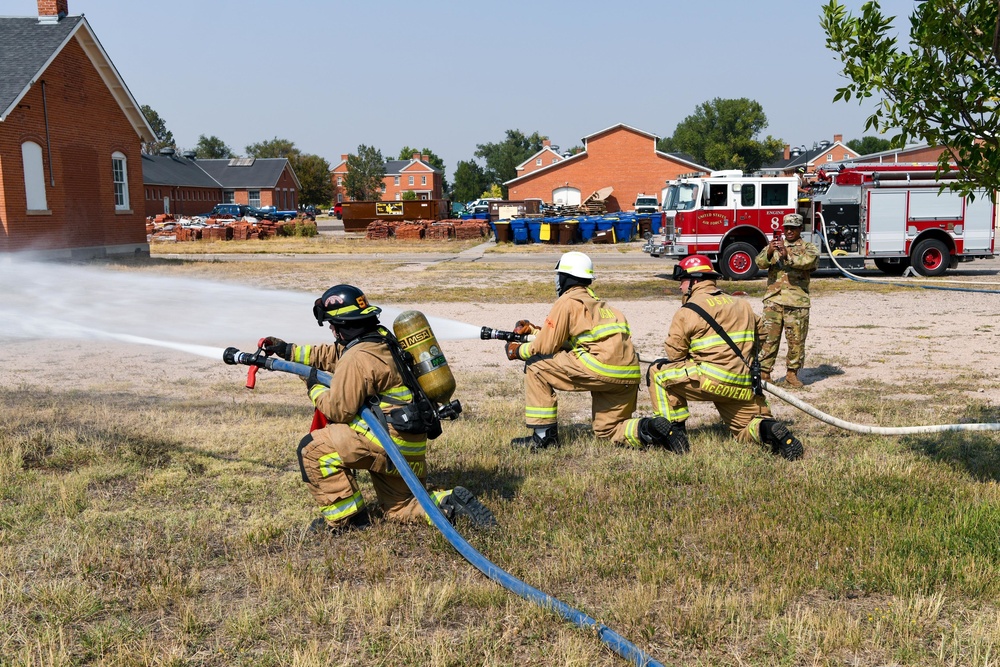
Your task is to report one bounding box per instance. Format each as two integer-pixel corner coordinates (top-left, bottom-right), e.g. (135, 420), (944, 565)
(689, 329), (755, 353)
(291, 345), (312, 365)
(572, 349), (641, 380)
(569, 322), (632, 346)
(321, 491), (365, 522)
(525, 406), (557, 420)
(697, 361), (751, 387)
(308, 384), (327, 405)
(380, 386), (414, 404)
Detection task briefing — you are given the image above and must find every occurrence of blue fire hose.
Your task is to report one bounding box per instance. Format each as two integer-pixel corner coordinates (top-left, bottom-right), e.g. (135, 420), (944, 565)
(224, 350), (664, 667)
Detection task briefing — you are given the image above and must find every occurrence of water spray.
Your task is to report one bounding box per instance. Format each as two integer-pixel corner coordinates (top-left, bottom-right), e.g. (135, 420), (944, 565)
(221, 349), (664, 667)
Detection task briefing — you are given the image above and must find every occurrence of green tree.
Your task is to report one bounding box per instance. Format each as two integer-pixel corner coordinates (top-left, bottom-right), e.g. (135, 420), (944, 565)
(656, 98), (783, 171)
(451, 160), (490, 204)
(846, 136), (893, 156)
(295, 153), (334, 206)
(245, 137), (300, 160)
(139, 104), (175, 155)
(344, 145), (386, 201)
(398, 146), (449, 194)
(401, 190), (417, 201)
(194, 134), (234, 159)
(474, 130), (547, 198)
(822, 0), (1000, 197)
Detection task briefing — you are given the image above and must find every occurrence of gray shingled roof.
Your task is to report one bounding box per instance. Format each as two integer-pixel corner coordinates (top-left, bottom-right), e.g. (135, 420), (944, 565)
(196, 158), (292, 188)
(0, 16), (83, 118)
(141, 153), (222, 188)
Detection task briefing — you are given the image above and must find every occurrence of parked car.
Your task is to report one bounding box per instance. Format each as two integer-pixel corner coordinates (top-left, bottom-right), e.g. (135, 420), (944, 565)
(255, 205), (297, 221)
(465, 198), (500, 214)
(327, 203), (343, 219)
(206, 203), (251, 219)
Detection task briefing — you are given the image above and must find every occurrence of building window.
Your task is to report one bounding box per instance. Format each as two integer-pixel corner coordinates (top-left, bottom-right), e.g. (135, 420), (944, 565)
(421, 175), (426, 185)
(394, 176), (400, 186)
(249, 190), (261, 207)
(843, 153), (850, 160)
(827, 154), (833, 162)
(111, 152), (129, 210)
(21, 141), (48, 211)
(395, 193), (400, 201)
(536, 158), (542, 166)
(224, 190), (235, 203)
(337, 193), (343, 203)
(408, 175), (414, 186)
(337, 176), (342, 186)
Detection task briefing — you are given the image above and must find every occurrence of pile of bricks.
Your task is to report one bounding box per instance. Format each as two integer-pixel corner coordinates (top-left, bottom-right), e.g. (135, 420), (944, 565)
(426, 222), (455, 240)
(395, 221), (427, 240)
(201, 226), (234, 241)
(455, 220), (490, 240)
(365, 220), (396, 240)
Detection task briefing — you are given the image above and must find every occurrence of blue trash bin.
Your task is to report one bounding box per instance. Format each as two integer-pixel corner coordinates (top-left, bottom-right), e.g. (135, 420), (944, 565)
(511, 219), (529, 244)
(578, 217), (597, 241)
(650, 212), (663, 234)
(613, 220), (637, 242)
(527, 220), (543, 243)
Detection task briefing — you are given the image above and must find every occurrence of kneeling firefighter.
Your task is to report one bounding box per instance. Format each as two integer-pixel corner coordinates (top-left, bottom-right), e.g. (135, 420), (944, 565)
(505, 251), (670, 451)
(644, 255), (804, 459)
(262, 284), (495, 532)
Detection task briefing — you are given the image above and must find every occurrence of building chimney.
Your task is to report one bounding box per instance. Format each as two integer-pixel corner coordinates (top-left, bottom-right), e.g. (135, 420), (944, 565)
(783, 144), (790, 160)
(37, 0), (68, 23)
(412, 152), (421, 161)
(543, 140), (551, 148)
(833, 134), (843, 143)
(340, 154), (348, 163)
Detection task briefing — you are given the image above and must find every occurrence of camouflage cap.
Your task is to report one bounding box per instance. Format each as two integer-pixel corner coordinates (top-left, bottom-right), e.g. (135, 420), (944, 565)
(782, 213), (804, 228)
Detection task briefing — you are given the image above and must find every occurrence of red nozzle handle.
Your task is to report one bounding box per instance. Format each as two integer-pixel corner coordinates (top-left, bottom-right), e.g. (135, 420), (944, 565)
(245, 337), (270, 389)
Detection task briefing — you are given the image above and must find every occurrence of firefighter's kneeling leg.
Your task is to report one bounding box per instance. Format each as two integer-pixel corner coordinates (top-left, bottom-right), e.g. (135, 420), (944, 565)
(298, 426), (370, 528)
(715, 393), (773, 443)
(369, 432), (429, 524)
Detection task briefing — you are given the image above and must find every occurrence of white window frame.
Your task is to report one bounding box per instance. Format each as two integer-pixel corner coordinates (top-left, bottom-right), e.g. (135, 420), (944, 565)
(536, 158), (542, 166)
(827, 154), (833, 162)
(408, 175), (414, 186)
(248, 189), (261, 207)
(337, 176), (343, 186)
(421, 175), (427, 185)
(394, 176), (400, 186)
(22, 141), (48, 211)
(112, 151), (129, 211)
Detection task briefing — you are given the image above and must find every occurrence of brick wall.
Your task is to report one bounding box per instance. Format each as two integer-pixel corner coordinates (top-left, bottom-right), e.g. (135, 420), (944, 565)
(0, 37), (147, 254)
(507, 127), (696, 212)
(144, 186), (221, 216)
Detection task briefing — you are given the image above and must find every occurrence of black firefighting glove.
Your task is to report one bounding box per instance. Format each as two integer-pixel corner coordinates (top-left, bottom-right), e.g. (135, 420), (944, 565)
(262, 336), (293, 360)
(305, 367), (320, 391)
(505, 341), (523, 361)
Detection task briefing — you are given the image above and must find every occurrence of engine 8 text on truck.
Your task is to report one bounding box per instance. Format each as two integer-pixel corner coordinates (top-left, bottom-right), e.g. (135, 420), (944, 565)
(642, 165), (995, 280)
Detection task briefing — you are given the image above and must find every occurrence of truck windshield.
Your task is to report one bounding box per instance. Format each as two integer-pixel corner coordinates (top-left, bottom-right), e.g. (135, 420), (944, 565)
(663, 184), (699, 211)
(636, 198), (657, 206)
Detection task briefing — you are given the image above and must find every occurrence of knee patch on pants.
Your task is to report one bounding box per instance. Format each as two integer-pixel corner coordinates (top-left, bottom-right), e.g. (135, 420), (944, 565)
(297, 433), (313, 483)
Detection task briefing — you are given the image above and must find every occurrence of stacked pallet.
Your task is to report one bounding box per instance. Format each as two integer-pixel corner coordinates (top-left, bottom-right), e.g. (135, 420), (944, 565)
(365, 220), (395, 240)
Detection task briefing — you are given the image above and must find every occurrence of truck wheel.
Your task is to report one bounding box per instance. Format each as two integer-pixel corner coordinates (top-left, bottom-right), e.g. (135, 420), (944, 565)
(720, 242), (759, 280)
(873, 258), (907, 275)
(910, 239), (950, 277)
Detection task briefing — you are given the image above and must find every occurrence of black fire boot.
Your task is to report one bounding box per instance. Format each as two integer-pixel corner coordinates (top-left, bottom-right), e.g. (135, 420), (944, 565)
(638, 417), (690, 455)
(439, 486), (497, 529)
(760, 419), (804, 461)
(309, 508), (371, 535)
(510, 424), (559, 451)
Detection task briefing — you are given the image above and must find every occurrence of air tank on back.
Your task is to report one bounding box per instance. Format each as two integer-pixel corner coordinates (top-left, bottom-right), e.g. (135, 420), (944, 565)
(392, 310), (456, 404)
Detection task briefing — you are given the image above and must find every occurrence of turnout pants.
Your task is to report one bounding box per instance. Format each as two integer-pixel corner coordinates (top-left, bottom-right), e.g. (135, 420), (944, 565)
(759, 303), (810, 372)
(649, 369), (772, 444)
(524, 351), (639, 446)
(299, 422), (428, 526)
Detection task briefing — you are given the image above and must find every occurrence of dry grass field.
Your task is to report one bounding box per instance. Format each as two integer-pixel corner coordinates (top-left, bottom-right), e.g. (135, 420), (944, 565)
(2, 245), (1000, 666)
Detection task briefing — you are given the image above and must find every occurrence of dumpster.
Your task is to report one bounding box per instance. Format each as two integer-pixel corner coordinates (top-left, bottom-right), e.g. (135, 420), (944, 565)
(511, 219), (530, 244)
(557, 220), (578, 244)
(493, 220), (512, 243)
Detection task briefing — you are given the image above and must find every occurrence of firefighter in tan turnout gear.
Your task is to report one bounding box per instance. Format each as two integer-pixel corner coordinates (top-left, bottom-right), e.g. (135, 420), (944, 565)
(645, 255), (804, 460)
(754, 213), (820, 388)
(505, 252), (675, 451)
(262, 284), (495, 532)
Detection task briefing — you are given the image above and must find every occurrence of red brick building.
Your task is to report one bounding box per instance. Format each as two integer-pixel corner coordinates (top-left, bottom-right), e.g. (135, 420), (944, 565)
(851, 143), (949, 166)
(761, 134), (860, 177)
(141, 149), (223, 217)
(514, 140), (565, 178)
(330, 153), (443, 202)
(505, 124), (710, 212)
(193, 158), (300, 211)
(0, 0), (154, 258)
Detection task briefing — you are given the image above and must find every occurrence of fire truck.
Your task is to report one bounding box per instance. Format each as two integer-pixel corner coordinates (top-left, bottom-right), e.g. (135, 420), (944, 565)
(642, 165), (996, 280)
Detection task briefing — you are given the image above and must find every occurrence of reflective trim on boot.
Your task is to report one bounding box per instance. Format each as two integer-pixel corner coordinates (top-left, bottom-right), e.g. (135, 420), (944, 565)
(638, 417), (690, 455)
(760, 419), (804, 461)
(784, 370), (804, 388)
(510, 424), (559, 451)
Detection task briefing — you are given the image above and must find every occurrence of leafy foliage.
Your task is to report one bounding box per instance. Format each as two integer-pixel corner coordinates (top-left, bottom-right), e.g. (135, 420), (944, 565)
(194, 134), (234, 159)
(822, 0), (1000, 197)
(474, 130), (547, 198)
(401, 190), (417, 201)
(451, 159), (490, 203)
(846, 135), (893, 156)
(656, 98), (783, 171)
(295, 154), (334, 206)
(245, 137), (300, 160)
(139, 105), (175, 155)
(344, 144), (386, 201)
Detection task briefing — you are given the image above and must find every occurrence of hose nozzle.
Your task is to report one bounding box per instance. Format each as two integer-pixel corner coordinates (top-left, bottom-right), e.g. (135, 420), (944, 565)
(480, 326), (530, 343)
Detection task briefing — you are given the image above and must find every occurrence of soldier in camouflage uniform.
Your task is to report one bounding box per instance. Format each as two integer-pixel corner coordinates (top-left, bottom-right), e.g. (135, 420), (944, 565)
(754, 213), (820, 388)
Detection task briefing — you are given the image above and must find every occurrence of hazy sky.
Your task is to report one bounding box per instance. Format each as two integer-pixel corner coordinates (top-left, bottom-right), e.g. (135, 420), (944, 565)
(10, 0), (922, 174)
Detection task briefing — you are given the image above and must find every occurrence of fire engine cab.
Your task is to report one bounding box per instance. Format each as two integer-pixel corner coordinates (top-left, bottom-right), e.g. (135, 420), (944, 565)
(642, 165), (996, 280)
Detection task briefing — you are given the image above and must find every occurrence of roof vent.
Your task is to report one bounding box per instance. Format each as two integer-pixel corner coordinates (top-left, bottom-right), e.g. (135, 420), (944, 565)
(159, 147), (176, 156)
(182, 150), (197, 160)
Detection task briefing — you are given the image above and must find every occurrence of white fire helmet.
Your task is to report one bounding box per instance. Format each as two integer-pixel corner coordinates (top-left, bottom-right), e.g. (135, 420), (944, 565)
(555, 251), (594, 280)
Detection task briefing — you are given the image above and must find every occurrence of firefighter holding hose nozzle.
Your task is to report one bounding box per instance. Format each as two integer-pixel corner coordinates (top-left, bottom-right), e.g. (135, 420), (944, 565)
(262, 284), (495, 533)
(645, 255), (804, 460)
(503, 251), (674, 452)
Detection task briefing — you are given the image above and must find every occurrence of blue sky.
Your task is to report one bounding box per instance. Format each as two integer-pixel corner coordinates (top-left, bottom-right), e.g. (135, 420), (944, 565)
(11, 0), (922, 174)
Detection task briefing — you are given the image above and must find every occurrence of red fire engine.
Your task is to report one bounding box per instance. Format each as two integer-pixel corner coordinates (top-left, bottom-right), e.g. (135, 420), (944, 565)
(643, 165), (996, 280)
